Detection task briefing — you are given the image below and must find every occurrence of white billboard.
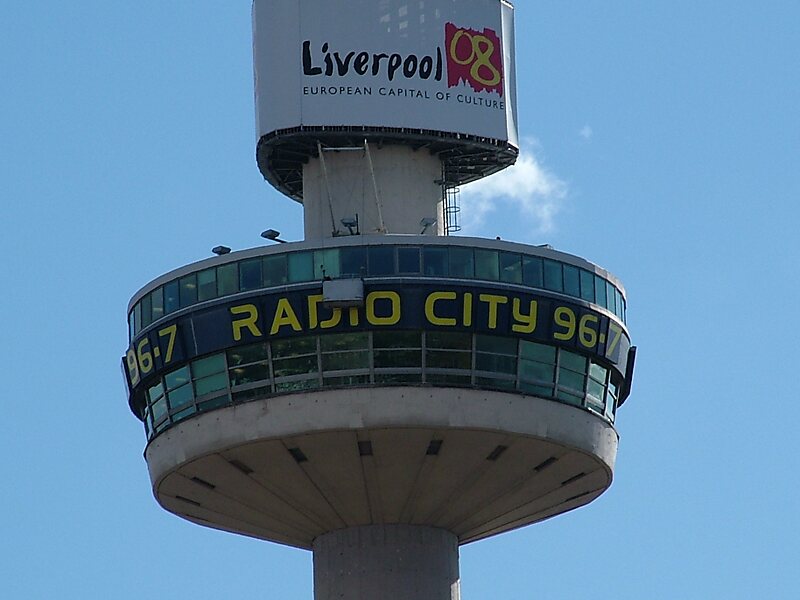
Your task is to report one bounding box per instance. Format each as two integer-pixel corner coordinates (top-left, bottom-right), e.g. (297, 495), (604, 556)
(253, 0), (517, 147)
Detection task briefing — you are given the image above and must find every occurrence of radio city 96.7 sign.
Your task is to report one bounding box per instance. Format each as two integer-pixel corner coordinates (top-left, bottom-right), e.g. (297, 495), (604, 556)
(253, 0), (518, 145)
(123, 281), (630, 397)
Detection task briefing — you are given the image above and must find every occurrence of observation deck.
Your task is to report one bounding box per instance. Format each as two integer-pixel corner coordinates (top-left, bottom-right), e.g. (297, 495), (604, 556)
(123, 235), (634, 548)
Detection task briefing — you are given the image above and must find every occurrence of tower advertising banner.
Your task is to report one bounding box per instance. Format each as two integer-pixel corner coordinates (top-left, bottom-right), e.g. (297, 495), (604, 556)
(254, 0), (517, 146)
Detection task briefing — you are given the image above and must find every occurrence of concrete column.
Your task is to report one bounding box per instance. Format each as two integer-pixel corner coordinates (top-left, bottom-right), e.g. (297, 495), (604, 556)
(313, 525), (460, 600)
(302, 145), (444, 238)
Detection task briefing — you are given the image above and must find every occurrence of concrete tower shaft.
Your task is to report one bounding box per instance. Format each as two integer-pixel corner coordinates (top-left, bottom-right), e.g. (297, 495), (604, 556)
(302, 145), (445, 238)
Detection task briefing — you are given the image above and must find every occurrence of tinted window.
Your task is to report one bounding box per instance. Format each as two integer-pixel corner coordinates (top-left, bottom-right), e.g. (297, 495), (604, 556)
(340, 247), (366, 277)
(563, 265), (580, 297)
(368, 246), (394, 275)
(217, 263), (238, 296)
(543, 260), (563, 292)
(423, 247), (448, 276)
(449, 247), (474, 278)
(164, 280), (179, 314)
(397, 247), (420, 273)
(263, 254), (288, 286)
(523, 257), (544, 287)
(499, 252), (522, 283)
(580, 269), (595, 302)
(288, 252), (313, 282)
(475, 249), (499, 280)
(239, 259), (262, 292)
(197, 268), (217, 301)
(179, 274), (198, 308)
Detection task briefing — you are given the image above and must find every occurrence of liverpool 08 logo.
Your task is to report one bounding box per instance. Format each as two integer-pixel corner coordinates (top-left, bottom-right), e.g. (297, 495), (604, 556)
(445, 23), (504, 96)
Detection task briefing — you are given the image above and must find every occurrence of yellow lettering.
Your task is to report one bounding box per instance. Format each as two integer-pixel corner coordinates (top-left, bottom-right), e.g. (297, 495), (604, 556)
(230, 304), (263, 341)
(478, 294), (508, 329)
(348, 306), (360, 326)
(512, 298), (538, 334)
(321, 308), (342, 329)
(270, 299), (302, 335)
(367, 291), (401, 325)
(307, 294), (323, 329)
(463, 292), (473, 327)
(425, 291), (457, 326)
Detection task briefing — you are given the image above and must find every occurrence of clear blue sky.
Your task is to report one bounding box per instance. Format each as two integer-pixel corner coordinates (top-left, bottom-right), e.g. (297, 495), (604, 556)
(3, 2), (799, 598)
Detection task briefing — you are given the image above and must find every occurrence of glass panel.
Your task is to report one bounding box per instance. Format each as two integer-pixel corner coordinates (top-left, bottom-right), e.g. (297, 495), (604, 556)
(595, 275), (607, 308)
(621, 296), (627, 323)
(197, 268), (217, 301)
(426, 373), (470, 385)
(556, 389), (583, 406)
(615, 289), (624, 319)
(587, 379), (605, 402)
(519, 341), (555, 363)
(580, 269), (595, 302)
(322, 351), (369, 371)
(520, 381), (553, 396)
(426, 331), (471, 350)
(375, 373), (420, 384)
(263, 254), (288, 286)
(426, 350), (471, 369)
(397, 247), (421, 273)
(164, 280), (179, 314)
(179, 274), (198, 308)
(239, 259), (262, 292)
(167, 383), (193, 410)
(500, 252), (522, 283)
(606, 281), (616, 314)
(128, 310), (135, 340)
(152, 397), (168, 423)
(560, 350), (587, 373)
(589, 362), (608, 383)
(273, 356), (318, 377)
(288, 252), (314, 282)
(374, 349), (421, 368)
(133, 302), (141, 334)
(227, 343), (269, 366)
(476, 335), (517, 355)
(423, 247), (448, 276)
(475, 376), (515, 390)
(148, 381), (164, 403)
(141, 294), (152, 328)
(173, 406), (196, 423)
(374, 330), (420, 349)
(314, 249), (340, 279)
(368, 246), (395, 276)
(192, 353), (226, 378)
(229, 363), (269, 386)
(165, 366), (191, 390)
(271, 336), (316, 358)
(519, 360), (555, 382)
(151, 287), (164, 321)
(544, 260), (563, 292)
(320, 332), (368, 352)
(340, 247), (367, 277)
(563, 265), (580, 298)
(324, 375), (370, 387)
(523, 257), (544, 287)
(475, 353), (516, 374)
(475, 249), (499, 280)
(558, 369), (585, 392)
(275, 379), (319, 392)
(448, 247), (474, 278)
(217, 263), (238, 296)
(198, 396), (230, 412)
(195, 372), (228, 396)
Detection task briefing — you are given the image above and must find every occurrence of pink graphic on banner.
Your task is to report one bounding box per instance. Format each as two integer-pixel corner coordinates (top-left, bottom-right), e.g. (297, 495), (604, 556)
(445, 22), (504, 96)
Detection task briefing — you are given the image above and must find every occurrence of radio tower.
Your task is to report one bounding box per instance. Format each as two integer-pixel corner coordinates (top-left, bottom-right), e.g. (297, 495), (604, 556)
(123, 2), (636, 598)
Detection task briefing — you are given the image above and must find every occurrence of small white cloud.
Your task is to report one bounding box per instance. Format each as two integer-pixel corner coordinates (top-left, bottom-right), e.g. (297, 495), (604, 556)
(458, 143), (566, 235)
(579, 125), (593, 140)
